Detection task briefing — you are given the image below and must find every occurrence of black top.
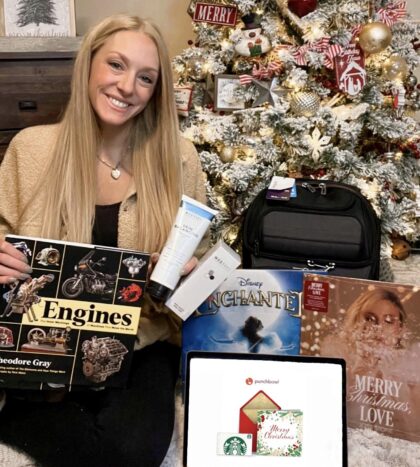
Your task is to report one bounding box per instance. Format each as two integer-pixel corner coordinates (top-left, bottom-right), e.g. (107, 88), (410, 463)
(92, 202), (121, 247)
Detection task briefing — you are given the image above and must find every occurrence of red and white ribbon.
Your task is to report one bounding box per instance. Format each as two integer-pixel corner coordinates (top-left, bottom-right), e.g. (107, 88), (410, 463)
(239, 60), (283, 85)
(239, 74), (253, 85)
(292, 37), (333, 68)
(324, 44), (343, 69)
(252, 61), (283, 80)
(377, 1), (407, 27)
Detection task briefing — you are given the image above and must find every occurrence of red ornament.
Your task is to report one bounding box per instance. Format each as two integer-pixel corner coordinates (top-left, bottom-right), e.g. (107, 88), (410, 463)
(287, 0), (318, 18)
(334, 44), (366, 96)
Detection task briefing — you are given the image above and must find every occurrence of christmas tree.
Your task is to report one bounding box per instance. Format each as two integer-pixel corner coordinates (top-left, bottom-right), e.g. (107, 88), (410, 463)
(173, 0), (420, 257)
(17, 0), (57, 27)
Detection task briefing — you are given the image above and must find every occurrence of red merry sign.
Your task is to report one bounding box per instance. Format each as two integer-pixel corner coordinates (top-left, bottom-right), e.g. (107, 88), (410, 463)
(193, 2), (238, 27)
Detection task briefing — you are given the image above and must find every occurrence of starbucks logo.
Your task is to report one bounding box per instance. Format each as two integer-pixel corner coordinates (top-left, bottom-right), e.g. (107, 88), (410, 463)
(223, 436), (247, 456)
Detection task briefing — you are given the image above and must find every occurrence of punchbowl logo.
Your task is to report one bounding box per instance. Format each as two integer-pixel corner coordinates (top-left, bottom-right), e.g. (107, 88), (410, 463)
(245, 376), (279, 385)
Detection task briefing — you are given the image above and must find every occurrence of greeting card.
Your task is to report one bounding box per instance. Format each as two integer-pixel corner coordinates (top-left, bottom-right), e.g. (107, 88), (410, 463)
(256, 410), (303, 456)
(239, 390), (281, 452)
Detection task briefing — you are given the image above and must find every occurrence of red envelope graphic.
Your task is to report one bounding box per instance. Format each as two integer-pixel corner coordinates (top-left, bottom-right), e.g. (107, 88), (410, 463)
(239, 390), (281, 452)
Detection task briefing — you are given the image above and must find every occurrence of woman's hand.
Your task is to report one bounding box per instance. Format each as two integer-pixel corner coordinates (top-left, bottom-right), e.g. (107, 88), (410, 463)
(147, 253), (198, 281)
(180, 256), (198, 276)
(0, 239), (32, 284)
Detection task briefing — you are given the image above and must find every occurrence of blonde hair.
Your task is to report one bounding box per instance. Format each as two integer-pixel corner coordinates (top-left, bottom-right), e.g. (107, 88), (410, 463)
(343, 288), (406, 330)
(38, 14), (182, 252)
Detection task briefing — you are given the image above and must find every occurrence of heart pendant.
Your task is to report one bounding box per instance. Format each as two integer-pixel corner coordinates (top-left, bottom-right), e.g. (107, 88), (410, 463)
(111, 168), (121, 180)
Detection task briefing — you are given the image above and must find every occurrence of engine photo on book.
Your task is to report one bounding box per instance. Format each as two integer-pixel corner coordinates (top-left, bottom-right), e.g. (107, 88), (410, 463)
(182, 270), (305, 379)
(300, 273), (420, 442)
(0, 235), (149, 389)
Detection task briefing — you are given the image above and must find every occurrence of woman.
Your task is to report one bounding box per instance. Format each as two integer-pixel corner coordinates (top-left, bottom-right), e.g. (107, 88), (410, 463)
(0, 14), (207, 467)
(321, 288), (406, 371)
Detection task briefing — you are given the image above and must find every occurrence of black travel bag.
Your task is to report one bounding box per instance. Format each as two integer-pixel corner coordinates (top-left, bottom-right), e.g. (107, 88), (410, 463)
(242, 179), (381, 279)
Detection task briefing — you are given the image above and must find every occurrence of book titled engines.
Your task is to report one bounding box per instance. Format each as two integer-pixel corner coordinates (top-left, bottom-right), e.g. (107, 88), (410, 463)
(0, 235), (149, 389)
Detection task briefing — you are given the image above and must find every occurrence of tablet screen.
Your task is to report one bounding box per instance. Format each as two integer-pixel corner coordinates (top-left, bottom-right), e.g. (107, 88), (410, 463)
(184, 352), (347, 467)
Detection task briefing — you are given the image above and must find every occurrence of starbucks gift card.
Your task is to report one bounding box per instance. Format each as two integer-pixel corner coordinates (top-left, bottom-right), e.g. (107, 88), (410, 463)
(216, 432), (252, 456)
(257, 410), (303, 456)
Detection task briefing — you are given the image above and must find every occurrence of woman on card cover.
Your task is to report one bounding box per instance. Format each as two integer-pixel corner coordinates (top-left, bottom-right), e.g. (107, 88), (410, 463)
(0, 14), (207, 467)
(320, 288), (406, 371)
(320, 288), (420, 441)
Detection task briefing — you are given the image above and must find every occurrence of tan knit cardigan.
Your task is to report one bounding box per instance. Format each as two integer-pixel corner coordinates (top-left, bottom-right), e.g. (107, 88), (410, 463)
(0, 124), (208, 349)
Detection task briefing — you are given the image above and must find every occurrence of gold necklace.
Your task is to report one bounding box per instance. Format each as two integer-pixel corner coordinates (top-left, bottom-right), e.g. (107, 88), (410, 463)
(97, 156), (122, 180)
(97, 144), (132, 180)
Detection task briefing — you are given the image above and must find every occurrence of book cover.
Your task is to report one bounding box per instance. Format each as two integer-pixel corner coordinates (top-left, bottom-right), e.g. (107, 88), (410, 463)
(182, 270), (304, 378)
(300, 273), (420, 442)
(0, 235), (149, 389)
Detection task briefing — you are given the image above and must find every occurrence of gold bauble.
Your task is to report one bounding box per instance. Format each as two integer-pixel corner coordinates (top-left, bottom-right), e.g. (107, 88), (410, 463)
(289, 91), (320, 117)
(358, 22), (392, 54)
(220, 146), (236, 163)
(383, 55), (409, 81)
(186, 57), (207, 81)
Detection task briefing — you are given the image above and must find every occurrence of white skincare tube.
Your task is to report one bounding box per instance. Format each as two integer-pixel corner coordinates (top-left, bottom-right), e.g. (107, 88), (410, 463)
(148, 195), (218, 301)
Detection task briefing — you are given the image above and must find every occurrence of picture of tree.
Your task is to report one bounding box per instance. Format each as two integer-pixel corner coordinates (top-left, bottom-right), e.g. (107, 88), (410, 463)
(16, 0), (57, 28)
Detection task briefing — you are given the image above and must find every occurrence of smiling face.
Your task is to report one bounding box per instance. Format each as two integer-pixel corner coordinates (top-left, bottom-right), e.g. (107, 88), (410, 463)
(88, 30), (160, 133)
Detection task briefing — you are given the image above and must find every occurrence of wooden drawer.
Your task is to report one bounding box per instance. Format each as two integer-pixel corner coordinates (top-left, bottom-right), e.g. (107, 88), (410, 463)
(0, 56), (74, 130)
(0, 129), (16, 163)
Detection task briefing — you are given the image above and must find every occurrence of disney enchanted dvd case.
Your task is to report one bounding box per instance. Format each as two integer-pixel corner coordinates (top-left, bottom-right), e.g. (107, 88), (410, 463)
(182, 269), (304, 379)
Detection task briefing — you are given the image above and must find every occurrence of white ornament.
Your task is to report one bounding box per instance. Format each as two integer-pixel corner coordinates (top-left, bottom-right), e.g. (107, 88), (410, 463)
(305, 128), (331, 162)
(234, 27), (271, 57)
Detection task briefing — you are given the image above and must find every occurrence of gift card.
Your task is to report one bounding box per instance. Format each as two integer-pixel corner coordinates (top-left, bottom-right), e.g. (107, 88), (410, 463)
(266, 177), (297, 200)
(268, 176), (295, 191)
(216, 432), (253, 456)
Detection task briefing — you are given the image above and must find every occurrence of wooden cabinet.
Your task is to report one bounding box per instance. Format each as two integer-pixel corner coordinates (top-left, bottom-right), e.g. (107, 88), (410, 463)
(0, 38), (81, 162)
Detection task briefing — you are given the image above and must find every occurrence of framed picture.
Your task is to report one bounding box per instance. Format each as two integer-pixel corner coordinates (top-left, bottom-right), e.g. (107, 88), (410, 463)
(1, 0), (76, 37)
(214, 74), (246, 111)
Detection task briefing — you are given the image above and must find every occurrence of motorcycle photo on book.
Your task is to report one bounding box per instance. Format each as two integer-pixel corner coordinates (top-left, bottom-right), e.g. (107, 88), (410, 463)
(61, 250), (117, 299)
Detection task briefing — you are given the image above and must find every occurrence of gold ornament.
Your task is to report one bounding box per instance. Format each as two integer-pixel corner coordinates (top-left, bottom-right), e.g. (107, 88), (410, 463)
(358, 22), (392, 54)
(220, 146), (236, 163)
(383, 55), (409, 81)
(186, 57), (207, 81)
(289, 91), (320, 117)
(391, 238), (411, 260)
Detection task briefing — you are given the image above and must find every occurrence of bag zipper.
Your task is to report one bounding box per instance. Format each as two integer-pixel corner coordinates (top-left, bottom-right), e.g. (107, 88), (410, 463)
(251, 245), (374, 268)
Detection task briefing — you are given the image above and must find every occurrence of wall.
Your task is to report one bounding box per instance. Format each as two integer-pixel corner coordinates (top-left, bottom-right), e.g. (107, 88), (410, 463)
(74, 0), (193, 59)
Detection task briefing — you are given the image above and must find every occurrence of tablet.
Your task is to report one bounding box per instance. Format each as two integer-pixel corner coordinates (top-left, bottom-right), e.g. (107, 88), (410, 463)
(184, 352), (347, 466)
